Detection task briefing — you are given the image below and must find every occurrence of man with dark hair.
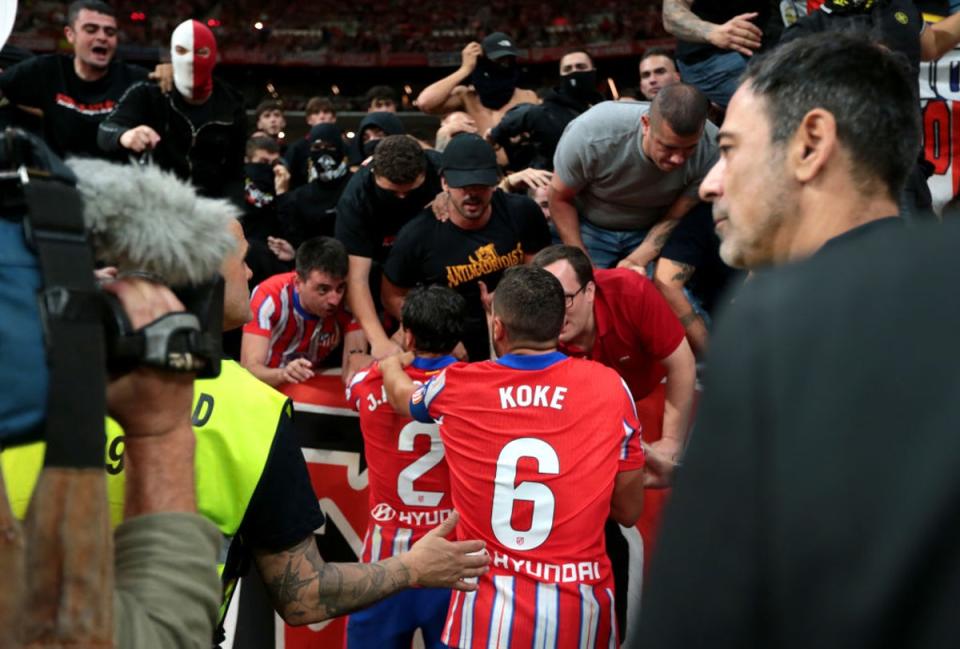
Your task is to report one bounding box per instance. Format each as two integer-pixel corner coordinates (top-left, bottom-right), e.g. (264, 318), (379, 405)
(638, 47), (681, 100)
(417, 32), (540, 136)
(637, 33), (956, 649)
(532, 244), (695, 469)
(241, 236), (365, 386)
(490, 50), (604, 171)
(255, 98), (286, 139)
(661, 0), (772, 108)
(382, 133), (551, 361)
(336, 134), (444, 360)
(550, 83), (718, 269)
(344, 285), (467, 649)
(241, 134), (293, 285)
(306, 96), (337, 125)
(0, 0), (161, 157)
(379, 264), (648, 648)
(364, 84), (399, 113)
(98, 19), (247, 201)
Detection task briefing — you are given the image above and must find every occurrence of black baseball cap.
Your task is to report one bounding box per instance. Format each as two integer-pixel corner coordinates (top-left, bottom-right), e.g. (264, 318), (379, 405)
(441, 133), (499, 188)
(481, 32), (519, 61)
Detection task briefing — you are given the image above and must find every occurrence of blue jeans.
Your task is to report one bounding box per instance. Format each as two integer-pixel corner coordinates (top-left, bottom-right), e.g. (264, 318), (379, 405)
(678, 51), (748, 109)
(579, 219), (649, 269)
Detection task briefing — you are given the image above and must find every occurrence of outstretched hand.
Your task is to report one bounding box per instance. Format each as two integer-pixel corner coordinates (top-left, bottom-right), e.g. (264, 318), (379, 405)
(402, 511), (489, 591)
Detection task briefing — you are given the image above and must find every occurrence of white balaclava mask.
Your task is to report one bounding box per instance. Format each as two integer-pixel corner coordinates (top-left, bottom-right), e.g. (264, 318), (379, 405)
(171, 19), (217, 102)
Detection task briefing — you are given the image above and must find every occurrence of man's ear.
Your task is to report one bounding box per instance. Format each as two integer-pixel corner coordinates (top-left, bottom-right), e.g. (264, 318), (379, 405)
(64, 25), (76, 45)
(790, 108), (837, 184)
(402, 327), (415, 353)
(492, 315), (505, 342)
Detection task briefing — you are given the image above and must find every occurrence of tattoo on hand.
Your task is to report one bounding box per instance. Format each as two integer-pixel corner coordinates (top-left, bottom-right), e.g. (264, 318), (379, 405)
(671, 262), (695, 283)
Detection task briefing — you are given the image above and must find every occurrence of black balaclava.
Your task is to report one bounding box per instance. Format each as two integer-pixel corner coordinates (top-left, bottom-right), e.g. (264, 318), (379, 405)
(243, 162), (277, 207)
(472, 57), (521, 109)
(562, 69), (599, 102)
(306, 123), (348, 183)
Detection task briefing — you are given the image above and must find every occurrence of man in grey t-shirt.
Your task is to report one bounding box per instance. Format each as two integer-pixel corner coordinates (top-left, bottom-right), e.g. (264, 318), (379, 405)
(550, 83), (717, 269)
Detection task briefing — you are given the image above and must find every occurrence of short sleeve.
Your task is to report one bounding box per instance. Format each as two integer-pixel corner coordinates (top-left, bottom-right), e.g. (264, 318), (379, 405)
(237, 406), (325, 552)
(243, 282), (278, 337)
(617, 377), (644, 472)
(552, 118), (593, 192)
(409, 369), (447, 423)
(382, 216), (427, 288)
(345, 366), (375, 410)
(334, 172), (377, 258)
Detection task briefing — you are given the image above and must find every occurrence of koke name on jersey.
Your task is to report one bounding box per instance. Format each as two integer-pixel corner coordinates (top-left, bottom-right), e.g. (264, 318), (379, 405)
(498, 384), (568, 410)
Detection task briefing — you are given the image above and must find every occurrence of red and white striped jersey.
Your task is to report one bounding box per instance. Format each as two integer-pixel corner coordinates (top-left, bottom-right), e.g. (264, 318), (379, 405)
(409, 351), (644, 648)
(347, 356), (456, 562)
(243, 271), (357, 368)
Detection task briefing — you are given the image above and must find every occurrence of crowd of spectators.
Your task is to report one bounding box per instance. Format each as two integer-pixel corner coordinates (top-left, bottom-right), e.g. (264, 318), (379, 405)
(13, 0), (668, 56)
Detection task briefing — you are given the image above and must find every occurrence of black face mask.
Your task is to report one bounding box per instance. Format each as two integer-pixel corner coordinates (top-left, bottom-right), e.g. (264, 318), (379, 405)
(309, 152), (348, 184)
(472, 58), (520, 109)
(372, 182), (408, 207)
(363, 139), (381, 157)
(563, 69), (598, 101)
(244, 162), (276, 207)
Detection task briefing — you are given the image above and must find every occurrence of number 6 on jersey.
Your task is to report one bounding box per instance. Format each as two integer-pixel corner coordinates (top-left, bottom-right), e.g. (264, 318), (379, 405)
(490, 437), (559, 551)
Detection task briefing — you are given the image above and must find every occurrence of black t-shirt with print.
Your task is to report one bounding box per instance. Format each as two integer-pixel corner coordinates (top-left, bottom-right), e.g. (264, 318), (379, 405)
(0, 54), (148, 158)
(384, 190), (551, 361)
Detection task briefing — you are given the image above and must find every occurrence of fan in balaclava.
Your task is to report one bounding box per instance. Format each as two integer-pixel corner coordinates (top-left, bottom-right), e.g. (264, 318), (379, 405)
(306, 123), (348, 184)
(471, 56), (521, 110)
(171, 19), (217, 103)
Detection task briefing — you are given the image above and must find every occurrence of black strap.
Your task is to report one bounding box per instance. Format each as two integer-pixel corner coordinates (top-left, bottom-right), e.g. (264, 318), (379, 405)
(23, 178), (106, 469)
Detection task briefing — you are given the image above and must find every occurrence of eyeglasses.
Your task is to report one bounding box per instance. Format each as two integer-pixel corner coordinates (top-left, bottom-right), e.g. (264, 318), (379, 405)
(564, 284), (587, 308)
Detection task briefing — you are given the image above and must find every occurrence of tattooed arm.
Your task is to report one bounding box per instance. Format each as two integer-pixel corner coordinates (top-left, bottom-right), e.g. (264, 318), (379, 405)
(255, 511), (488, 624)
(653, 257), (709, 358)
(661, 0), (763, 57)
(617, 195), (699, 275)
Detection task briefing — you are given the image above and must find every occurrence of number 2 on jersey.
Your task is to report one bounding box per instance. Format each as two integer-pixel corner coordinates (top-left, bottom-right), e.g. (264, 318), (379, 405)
(397, 421), (445, 507)
(491, 437), (559, 551)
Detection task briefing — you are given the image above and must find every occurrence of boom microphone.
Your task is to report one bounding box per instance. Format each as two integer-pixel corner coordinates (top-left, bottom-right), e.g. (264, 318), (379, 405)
(66, 158), (238, 287)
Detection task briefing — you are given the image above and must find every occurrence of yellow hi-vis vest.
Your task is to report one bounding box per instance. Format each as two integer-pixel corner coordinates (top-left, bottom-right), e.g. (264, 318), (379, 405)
(2, 359), (290, 624)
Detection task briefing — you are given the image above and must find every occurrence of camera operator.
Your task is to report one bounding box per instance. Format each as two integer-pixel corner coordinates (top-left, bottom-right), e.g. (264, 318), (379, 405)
(0, 132), (220, 647)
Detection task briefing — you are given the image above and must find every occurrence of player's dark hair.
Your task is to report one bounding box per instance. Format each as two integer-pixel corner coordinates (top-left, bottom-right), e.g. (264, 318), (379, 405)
(245, 135), (279, 159)
(743, 31), (919, 199)
(649, 83), (708, 137)
(255, 99), (284, 120)
(364, 85), (399, 109)
(640, 46), (676, 66)
(295, 237), (348, 280)
(531, 244), (594, 288)
(372, 135), (426, 185)
(67, 0), (115, 25)
(494, 266), (565, 346)
(401, 286), (467, 355)
(306, 96), (335, 116)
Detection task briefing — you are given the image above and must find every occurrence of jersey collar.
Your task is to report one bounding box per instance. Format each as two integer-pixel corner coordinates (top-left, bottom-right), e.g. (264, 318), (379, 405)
(411, 355), (458, 370)
(496, 351), (567, 370)
(292, 290), (319, 320)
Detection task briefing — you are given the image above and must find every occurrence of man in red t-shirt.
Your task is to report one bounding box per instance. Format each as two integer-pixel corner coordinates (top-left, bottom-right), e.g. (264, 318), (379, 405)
(381, 266), (647, 648)
(241, 236), (366, 387)
(533, 244), (696, 475)
(345, 286), (467, 648)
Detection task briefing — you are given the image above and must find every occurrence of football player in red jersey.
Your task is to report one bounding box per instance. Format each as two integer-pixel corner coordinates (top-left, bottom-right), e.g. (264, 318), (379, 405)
(346, 286), (470, 648)
(381, 265), (646, 648)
